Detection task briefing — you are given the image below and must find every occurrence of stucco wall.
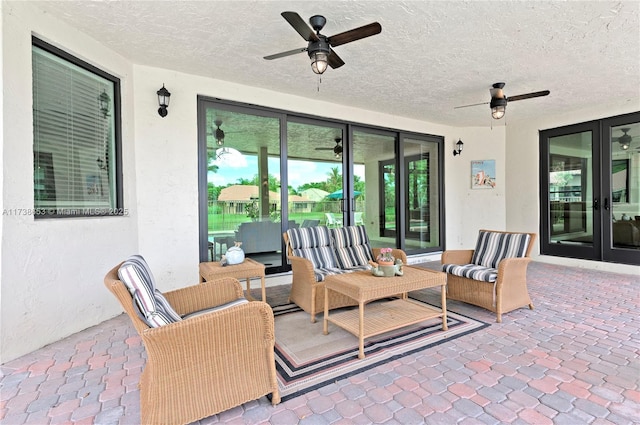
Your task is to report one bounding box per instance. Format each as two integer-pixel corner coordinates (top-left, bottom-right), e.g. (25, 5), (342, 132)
(442, 126), (507, 249)
(1, 2), (139, 363)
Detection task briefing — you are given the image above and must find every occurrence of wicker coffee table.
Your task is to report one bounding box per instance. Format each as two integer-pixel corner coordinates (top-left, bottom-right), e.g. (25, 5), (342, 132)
(323, 266), (447, 359)
(199, 258), (266, 302)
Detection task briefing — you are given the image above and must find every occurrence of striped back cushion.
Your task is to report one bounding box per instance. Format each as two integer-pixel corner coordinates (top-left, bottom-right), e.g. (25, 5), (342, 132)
(118, 255), (182, 328)
(471, 231), (531, 269)
(331, 225), (374, 269)
(286, 226), (337, 269)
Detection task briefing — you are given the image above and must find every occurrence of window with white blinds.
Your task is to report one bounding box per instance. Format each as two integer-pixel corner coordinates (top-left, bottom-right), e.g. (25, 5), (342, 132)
(32, 38), (122, 218)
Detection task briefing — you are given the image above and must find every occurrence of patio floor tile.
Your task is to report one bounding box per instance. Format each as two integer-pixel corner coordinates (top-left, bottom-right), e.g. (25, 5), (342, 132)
(0, 261), (638, 424)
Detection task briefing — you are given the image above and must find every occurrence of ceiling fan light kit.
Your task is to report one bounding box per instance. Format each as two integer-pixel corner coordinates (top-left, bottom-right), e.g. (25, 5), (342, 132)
(309, 43), (330, 74)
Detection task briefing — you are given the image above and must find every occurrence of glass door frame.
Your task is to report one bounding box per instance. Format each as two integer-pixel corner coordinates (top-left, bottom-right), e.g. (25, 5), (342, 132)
(540, 111), (640, 266)
(540, 120), (602, 260)
(399, 132), (445, 254)
(285, 116), (348, 227)
(601, 112), (640, 265)
(197, 97), (288, 271)
(198, 96), (447, 273)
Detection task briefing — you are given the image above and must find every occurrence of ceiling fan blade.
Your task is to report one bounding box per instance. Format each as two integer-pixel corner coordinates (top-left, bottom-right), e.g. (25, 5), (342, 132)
(281, 11), (318, 42)
(507, 90), (550, 102)
(264, 47), (307, 60)
(328, 22), (382, 47)
(328, 49), (345, 69)
(315, 147), (334, 150)
(454, 101), (489, 109)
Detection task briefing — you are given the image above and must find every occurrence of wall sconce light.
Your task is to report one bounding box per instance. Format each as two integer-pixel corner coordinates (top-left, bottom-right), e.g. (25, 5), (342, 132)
(157, 84), (171, 117)
(98, 90), (111, 118)
(453, 139), (464, 156)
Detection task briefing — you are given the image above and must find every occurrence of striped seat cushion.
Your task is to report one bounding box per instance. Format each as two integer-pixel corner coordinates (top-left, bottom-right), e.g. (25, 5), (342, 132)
(314, 265), (371, 282)
(314, 267), (350, 282)
(182, 298), (249, 319)
(471, 231), (531, 268)
(331, 225), (374, 269)
(287, 226), (337, 269)
(118, 255), (182, 328)
(442, 263), (498, 283)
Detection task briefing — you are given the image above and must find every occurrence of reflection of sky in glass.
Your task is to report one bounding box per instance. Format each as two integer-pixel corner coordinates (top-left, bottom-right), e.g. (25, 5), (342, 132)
(209, 155), (364, 189)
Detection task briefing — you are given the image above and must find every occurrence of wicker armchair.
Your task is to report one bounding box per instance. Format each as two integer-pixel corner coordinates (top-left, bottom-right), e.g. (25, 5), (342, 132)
(283, 230), (407, 322)
(104, 263), (280, 425)
(441, 230), (537, 323)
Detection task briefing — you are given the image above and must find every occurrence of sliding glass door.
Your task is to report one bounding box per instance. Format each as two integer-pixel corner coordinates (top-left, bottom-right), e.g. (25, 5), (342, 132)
(540, 112), (639, 266)
(198, 103), (286, 270)
(198, 97), (446, 273)
(602, 115), (640, 264)
(353, 129), (397, 248)
(403, 137), (441, 251)
(286, 119), (346, 230)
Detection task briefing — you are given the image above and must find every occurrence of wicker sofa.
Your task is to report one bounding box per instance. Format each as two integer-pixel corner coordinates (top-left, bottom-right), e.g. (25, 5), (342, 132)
(441, 229), (537, 323)
(104, 257), (280, 425)
(283, 225), (407, 322)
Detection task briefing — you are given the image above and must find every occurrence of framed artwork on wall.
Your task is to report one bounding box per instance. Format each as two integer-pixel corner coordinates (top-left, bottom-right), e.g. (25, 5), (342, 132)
(471, 159), (496, 189)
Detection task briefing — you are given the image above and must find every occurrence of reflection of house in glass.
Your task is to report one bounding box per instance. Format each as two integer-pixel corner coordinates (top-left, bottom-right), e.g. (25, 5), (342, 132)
(216, 185), (313, 215)
(300, 188), (329, 202)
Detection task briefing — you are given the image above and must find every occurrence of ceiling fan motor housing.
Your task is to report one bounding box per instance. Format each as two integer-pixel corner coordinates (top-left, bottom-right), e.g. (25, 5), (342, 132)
(490, 96), (507, 109)
(308, 37), (330, 58)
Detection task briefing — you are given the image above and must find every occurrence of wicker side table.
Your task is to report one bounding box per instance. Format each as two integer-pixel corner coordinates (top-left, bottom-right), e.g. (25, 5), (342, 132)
(199, 258), (266, 302)
(323, 266), (447, 359)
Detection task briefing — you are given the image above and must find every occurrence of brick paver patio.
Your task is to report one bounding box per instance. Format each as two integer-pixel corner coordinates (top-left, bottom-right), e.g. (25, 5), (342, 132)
(1, 261), (638, 424)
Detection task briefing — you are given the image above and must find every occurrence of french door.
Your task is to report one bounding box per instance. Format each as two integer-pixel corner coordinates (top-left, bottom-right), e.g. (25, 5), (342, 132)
(540, 112), (640, 266)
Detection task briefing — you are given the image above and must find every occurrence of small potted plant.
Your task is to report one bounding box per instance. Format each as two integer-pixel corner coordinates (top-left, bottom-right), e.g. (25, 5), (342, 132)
(376, 247), (395, 266)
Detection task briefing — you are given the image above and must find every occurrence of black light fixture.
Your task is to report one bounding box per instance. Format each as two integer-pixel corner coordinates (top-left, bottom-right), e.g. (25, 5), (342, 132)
(453, 139), (464, 156)
(490, 82), (507, 119)
(98, 90), (111, 118)
(618, 128), (631, 150)
(329, 137), (343, 159)
(308, 15), (330, 75)
(157, 84), (171, 117)
(309, 40), (330, 74)
(213, 120), (225, 146)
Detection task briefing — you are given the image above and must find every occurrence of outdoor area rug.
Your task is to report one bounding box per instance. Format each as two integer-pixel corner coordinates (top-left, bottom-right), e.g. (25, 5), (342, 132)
(271, 299), (489, 401)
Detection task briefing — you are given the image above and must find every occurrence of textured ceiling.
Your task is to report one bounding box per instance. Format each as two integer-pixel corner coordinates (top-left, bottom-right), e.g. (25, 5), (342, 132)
(30, 0), (640, 127)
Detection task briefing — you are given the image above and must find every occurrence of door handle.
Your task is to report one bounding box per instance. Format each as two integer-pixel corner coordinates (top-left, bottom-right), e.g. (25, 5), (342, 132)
(593, 199), (599, 210)
(603, 197), (609, 210)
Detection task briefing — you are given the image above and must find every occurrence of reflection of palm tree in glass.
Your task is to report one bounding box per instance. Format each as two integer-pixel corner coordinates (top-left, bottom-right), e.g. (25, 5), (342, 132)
(384, 169), (395, 207)
(326, 166), (342, 192)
